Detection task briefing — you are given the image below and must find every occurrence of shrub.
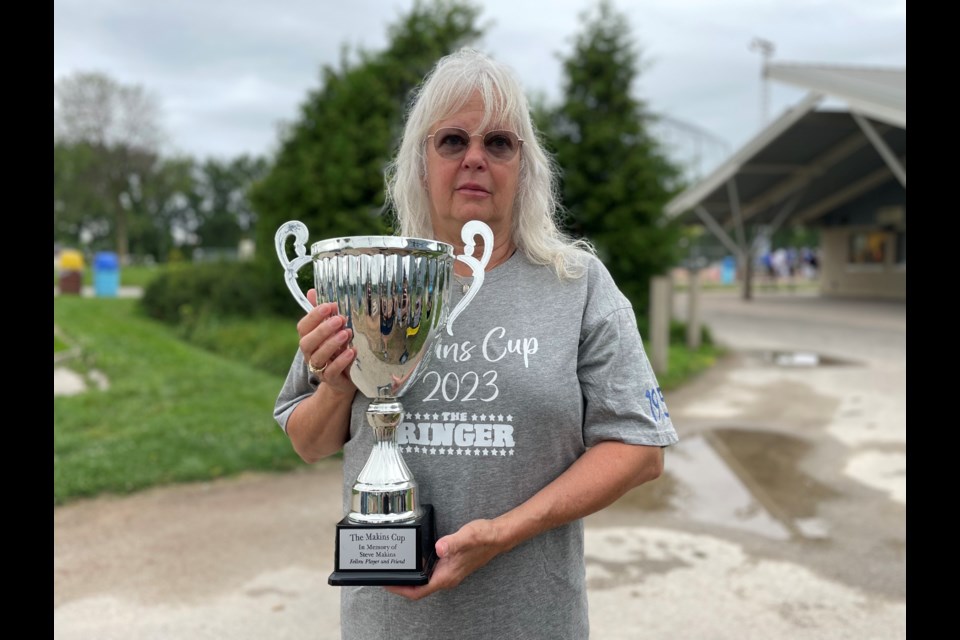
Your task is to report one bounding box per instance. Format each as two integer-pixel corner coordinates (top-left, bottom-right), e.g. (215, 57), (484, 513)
(635, 314), (713, 347)
(140, 261), (300, 324)
(670, 318), (713, 346)
(139, 261), (307, 377)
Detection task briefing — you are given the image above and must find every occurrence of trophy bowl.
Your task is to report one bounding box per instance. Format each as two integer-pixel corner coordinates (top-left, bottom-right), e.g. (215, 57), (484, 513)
(275, 220), (492, 585)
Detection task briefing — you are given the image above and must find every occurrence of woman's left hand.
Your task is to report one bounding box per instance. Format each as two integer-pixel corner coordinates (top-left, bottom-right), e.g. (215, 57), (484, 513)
(384, 519), (504, 601)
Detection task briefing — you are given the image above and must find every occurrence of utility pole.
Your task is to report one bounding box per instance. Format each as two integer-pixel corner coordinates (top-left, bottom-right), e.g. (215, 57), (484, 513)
(749, 37), (775, 126)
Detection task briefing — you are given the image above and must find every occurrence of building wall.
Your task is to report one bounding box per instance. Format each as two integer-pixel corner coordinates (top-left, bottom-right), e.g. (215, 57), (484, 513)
(819, 226), (905, 300)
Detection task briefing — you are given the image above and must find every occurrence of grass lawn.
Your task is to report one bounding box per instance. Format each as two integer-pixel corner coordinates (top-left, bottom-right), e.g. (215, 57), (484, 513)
(658, 341), (725, 391)
(55, 334), (70, 354)
(177, 313), (303, 378)
(54, 297), (303, 505)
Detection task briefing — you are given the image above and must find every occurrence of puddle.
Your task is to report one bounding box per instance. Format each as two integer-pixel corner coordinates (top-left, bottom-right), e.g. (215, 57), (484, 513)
(614, 429), (838, 541)
(758, 351), (856, 367)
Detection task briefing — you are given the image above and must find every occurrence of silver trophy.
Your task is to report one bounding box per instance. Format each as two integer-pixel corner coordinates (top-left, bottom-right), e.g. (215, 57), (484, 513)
(275, 220), (492, 586)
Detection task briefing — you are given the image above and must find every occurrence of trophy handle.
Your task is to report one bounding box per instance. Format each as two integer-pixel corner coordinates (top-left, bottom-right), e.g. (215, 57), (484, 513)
(446, 220), (494, 336)
(275, 220), (314, 314)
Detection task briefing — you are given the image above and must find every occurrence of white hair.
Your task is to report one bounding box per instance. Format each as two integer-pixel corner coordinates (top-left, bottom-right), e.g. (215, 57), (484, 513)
(385, 48), (594, 279)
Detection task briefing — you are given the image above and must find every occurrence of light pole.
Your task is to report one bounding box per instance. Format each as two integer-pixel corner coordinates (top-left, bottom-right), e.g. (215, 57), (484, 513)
(749, 37), (775, 126)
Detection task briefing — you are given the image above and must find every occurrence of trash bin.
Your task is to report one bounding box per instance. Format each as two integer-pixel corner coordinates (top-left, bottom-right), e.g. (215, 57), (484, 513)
(720, 255), (736, 285)
(58, 249), (85, 295)
(93, 251), (120, 297)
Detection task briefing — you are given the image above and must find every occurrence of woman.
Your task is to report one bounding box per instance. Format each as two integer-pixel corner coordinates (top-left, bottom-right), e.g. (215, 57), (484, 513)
(274, 48), (678, 639)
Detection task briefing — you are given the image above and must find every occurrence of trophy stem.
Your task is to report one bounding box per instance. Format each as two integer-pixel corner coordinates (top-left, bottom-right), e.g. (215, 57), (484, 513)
(348, 401), (421, 524)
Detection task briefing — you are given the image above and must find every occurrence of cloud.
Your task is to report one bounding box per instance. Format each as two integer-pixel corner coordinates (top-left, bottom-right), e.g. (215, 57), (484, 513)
(54, 0), (906, 165)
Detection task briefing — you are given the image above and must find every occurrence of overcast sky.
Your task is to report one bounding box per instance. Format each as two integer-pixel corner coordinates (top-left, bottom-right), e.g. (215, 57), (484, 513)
(53, 0), (905, 176)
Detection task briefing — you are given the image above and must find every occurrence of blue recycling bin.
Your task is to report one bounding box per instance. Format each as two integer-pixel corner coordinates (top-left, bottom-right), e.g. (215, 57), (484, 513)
(93, 252), (120, 297)
(720, 256), (736, 285)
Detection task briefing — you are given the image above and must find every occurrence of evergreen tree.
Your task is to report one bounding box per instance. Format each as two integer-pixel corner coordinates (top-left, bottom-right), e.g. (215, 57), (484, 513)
(251, 0), (483, 262)
(192, 155), (269, 249)
(550, 0), (684, 315)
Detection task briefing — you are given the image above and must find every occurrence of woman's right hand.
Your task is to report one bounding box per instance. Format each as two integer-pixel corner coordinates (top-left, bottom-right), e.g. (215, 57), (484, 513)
(298, 289), (357, 395)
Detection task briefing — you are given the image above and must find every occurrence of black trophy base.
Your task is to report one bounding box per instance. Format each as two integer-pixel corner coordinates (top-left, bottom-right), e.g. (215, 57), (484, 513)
(329, 504), (437, 586)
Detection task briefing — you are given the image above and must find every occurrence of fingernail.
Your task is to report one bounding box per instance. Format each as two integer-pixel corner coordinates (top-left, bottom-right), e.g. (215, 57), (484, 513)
(336, 330), (349, 342)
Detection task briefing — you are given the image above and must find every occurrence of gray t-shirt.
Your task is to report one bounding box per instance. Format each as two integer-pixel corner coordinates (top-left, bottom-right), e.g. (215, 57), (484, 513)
(275, 250), (678, 640)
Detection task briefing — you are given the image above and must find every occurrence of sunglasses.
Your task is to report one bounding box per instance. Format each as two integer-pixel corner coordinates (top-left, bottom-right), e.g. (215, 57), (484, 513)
(427, 127), (524, 162)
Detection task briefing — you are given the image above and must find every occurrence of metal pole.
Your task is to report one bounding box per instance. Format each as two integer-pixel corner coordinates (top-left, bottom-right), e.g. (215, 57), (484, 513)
(650, 276), (671, 374)
(749, 37), (776, 126)
(686, 269), (702, 349)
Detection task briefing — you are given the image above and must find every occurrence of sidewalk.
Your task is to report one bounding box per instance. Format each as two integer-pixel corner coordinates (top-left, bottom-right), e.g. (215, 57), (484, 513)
(54, 290), (906, 639)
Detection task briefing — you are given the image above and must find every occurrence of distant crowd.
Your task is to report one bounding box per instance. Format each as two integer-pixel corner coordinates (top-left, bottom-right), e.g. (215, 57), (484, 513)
(759, 247), (819, 284)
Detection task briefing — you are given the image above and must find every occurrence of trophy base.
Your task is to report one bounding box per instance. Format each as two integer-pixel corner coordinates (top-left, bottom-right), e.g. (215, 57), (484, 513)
(329, 504), (438, 586)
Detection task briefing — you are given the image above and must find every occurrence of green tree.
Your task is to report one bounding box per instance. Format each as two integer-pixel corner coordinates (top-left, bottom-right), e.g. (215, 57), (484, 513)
(54, 72), (167, 261)
(251, 0), (484, 260)
(125, 156), (197, 261)
(191, 155), (269, 249)
(550, 0), (684, 314)
(54, 141), (103, 246)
